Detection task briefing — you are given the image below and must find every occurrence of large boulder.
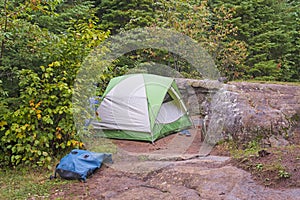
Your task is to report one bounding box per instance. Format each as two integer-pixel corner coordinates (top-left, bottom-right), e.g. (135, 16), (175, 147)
(175, 79), (300, 143)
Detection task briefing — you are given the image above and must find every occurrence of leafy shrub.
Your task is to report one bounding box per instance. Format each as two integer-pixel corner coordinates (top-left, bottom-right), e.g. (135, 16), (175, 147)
(0, 64), (83, 168)
(0, 4), (110, 168)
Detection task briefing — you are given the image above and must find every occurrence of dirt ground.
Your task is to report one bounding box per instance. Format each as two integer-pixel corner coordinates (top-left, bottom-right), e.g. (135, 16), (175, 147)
(49, 126), (300, 199)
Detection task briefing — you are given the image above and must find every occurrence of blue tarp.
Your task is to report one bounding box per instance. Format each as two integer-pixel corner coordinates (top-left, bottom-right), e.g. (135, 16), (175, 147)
(55, 149), (112, 181)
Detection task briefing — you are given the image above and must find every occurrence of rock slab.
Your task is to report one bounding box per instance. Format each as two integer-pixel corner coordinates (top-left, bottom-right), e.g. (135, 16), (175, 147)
(50, 155), (300, 200)
(176, 79), (300, 142)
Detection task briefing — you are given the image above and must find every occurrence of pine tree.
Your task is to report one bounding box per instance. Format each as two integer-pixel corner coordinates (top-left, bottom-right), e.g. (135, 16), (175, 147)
(96, 0), (156, 34)
(283, 0), (300, 81)
(210, 0), (298, 81)
(155, 0), (248, 80)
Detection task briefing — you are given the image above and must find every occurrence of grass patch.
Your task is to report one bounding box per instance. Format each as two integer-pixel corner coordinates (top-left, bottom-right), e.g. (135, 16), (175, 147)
(0, 166), (68, 200)
(225, 139), (300, 188)
(0, 136), (117, 200)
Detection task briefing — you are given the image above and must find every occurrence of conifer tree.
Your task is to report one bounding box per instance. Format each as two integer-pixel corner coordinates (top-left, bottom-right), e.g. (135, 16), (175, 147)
(210, 0), (298, 81)
(96, 0), (156, 34)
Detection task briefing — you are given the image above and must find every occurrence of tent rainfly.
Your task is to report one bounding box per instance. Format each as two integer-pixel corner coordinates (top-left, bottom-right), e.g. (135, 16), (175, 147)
(92, 74), (192, 142)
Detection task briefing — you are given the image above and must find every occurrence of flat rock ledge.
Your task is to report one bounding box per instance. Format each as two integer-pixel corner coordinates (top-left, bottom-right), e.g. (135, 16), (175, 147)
(175, 79), (300, 143)
(102, 155), (300, 200)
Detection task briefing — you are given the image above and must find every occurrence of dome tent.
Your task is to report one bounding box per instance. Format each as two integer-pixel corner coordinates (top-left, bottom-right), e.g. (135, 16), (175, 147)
(92, 74), (192, 143)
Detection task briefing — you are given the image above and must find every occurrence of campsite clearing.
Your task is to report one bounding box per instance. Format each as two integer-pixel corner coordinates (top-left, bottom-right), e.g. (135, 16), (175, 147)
(1, 121), (299, 199)
(1, 129), (299, 199)
(48, 125), (300, 200)
(49, 138), (300, 200)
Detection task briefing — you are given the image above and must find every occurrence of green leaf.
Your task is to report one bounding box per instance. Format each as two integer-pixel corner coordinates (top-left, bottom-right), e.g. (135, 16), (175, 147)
(42, 152), (48, 157)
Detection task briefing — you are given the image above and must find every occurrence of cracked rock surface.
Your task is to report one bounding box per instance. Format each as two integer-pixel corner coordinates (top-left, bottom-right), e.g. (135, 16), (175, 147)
(50, 155), (300, 200)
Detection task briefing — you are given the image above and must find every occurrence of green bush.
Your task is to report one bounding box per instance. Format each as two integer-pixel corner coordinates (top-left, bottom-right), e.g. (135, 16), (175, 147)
(0, 64), (82, 168)
(0, 2), (110, 168)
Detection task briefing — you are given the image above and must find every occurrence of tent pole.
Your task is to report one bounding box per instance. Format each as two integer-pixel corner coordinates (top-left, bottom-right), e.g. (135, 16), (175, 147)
(170, 86), (189, 115)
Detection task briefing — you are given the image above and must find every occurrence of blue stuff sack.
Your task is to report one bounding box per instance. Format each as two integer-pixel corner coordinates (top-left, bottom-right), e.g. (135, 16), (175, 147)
(51, 149), (112, 182)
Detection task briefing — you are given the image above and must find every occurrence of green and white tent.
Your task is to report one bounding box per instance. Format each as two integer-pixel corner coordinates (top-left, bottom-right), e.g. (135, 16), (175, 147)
(92, 74), (192, 142)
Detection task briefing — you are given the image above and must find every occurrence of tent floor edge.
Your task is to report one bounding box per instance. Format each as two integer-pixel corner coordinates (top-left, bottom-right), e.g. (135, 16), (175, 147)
(94, 129), (154, 142)
(153, 114), (193, 141)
